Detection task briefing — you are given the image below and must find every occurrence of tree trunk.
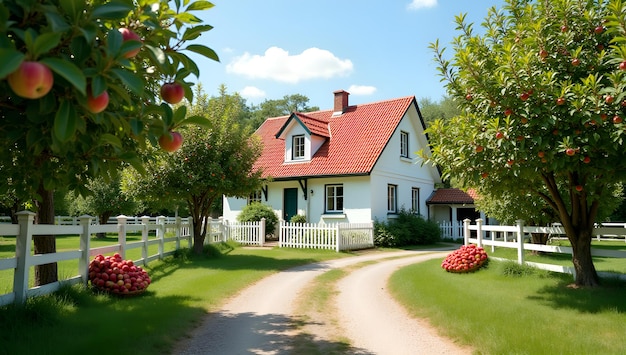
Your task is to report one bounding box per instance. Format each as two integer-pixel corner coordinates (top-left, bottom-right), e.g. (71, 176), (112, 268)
(192, 217), (205, 255)
(34, 186), (58, 286)
(569, 229), (600, 287)
(96, 211), (112, 239)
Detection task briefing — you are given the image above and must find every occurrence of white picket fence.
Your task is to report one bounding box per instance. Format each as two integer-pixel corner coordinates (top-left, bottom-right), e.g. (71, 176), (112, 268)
(0, 212), (192, 306)
(279, 221), (374, 251)
(462, 218), (626, 280)
(439, 221), (464, 240)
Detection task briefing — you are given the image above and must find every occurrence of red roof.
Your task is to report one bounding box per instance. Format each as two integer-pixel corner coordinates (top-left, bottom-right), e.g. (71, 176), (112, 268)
(426, 188), (478, 204)
(253, 96), (416, 179)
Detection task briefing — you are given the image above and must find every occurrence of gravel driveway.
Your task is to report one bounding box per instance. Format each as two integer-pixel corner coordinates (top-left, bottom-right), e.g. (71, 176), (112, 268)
(172, 248), (472, 355)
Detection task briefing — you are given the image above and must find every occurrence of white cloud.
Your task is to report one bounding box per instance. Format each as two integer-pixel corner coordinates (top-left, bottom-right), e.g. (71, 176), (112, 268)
(240, 86), (266, 99)
(407, 0), (437, 10)
(226, 46), (353, 83)
(348, 85), (377, 96)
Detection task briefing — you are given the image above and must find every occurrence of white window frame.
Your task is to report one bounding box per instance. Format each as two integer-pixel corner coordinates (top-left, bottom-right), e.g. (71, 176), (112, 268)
(325, 184), (344, 213)
(411, 187), (420, 214)
(247, 190), (263, 205)
(400, 131), (409, 158)
(388, 184), (397, 213)
(292, 134), (305, 160)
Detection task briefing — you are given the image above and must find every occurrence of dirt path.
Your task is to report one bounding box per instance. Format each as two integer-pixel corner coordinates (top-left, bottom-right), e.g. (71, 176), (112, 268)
(172, 249), (472, 355)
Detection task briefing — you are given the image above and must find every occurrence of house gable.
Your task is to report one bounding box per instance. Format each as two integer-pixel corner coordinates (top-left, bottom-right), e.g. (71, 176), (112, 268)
(275, 112), (330, 163)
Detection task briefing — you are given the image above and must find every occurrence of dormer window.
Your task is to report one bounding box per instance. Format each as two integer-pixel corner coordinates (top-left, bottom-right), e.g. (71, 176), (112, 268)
(292, 135), (305, 160)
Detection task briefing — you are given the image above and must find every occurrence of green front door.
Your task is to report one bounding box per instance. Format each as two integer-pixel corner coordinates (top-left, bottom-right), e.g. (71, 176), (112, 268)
(283, 188), (298, 221)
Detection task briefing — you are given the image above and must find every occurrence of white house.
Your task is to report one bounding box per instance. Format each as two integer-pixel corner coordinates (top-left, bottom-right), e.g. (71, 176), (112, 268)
(223, 90), (442, 226)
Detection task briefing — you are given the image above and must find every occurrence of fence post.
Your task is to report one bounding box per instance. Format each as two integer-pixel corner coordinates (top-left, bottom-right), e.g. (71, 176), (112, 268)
(157, 216), (165, 259)
(260, 218), (266, 247)
(141, 216), (150, 264)
(14, 211), (36, 304)
(516, 219), (525, 265)
(175, 216), (181, 251)
(186, 217), (193, 248)
(463, 219), (471, 246)
(335, 224), (341, 252)
(117, 215), (128, 259)
(476, 218), (483, 248)
(78, 215), (93, 286)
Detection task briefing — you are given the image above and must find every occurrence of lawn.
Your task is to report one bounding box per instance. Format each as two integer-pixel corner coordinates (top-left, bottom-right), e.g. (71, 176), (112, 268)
(389, 257), (626, 355)
(0, 243), (351, 355)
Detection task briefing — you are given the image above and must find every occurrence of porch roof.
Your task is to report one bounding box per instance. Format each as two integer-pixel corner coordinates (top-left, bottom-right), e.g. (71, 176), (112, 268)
(426, 188), (478, 205)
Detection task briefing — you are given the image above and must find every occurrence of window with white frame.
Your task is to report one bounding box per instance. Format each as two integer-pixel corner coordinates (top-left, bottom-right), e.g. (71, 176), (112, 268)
(325, 184), (344, 213)
(411, 187), (420, 214)
(292, 135), (305, 160)
(247, 190), (263, 205)
(400, 131), (409, 158)
(387, 184), (397, 213)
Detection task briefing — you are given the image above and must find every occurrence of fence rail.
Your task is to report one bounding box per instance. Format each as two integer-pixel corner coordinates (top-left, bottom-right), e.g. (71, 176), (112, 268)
(279, 221), (374, 251)
(462, 218), (626, 280)
(1, 213), (375, 306)
(0, 212), (192, 306)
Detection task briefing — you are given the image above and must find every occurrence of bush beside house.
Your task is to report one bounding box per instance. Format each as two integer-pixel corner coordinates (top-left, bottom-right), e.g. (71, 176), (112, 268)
(237, 203), (279, 236)
(374, 209), (441, 247)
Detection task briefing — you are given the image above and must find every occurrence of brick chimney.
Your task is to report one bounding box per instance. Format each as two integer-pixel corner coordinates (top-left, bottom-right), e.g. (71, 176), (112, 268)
(333, 90), (349, 115)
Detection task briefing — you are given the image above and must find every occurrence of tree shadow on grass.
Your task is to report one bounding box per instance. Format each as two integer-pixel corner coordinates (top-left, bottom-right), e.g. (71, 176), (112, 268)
(527, 276), (626, 314)
(172, 311), (374, 355)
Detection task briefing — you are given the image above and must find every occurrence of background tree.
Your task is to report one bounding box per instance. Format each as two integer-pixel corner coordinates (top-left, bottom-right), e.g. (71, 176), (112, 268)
(65, 176), (138, 237)
(423, 0), (626, 287)
(123, 86), (264, 254)
(418, 96), (460, 125)
(248, 94), (320, 129)
(0, 0), (218, 285)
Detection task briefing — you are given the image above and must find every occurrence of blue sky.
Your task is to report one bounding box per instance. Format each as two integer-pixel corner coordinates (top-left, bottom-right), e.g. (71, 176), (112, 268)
(190, 0), (506, 110)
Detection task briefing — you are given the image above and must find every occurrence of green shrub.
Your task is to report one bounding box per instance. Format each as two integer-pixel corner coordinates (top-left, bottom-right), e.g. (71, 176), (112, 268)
(290, 214), (307, 223)
(374, 208), (441, 247)
(237, 203), (279, 235)
(500, 260), (536, 277)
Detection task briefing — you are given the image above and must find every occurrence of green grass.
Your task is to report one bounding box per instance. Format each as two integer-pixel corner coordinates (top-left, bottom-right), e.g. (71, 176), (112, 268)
(0, 244), (350, 355)
(389, 258), (626, 355)
(0, 232), (178, 291)
(485, 239), (626, 274)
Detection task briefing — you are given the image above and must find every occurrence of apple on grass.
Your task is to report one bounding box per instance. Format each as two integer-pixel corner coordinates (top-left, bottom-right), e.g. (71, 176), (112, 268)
(159, 131), (183, 152)
(8, 61), (54, 99)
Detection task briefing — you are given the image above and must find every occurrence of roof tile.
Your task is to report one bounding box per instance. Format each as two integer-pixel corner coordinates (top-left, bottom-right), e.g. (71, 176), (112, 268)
(253, 96), (416, 179)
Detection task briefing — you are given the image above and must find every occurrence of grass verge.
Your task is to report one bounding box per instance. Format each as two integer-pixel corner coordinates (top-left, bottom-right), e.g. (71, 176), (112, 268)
(389, 258), (626, 354)
(0, 244), (350, 355)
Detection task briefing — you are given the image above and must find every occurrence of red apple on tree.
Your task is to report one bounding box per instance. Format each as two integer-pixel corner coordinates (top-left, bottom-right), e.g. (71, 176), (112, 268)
(571, 58), (581, 66)
(605, 95), (614, 104)
(538, 151), (545, 158)
(7, 61), (54, 99)
(565, 148), (576, 156)
(613, 115), (623, 124)
(160, 82), (185, 104)
(504, 108), (513, 116)
(583, 156), (591, 164)
(495, 131), (505, 139)
(620, 61), (626, 71)
(119, 28), (142, 58)
(159, 131), (183, 152)
(594, 25), (604, 34)
(475, 145), (484, 153)
(575, 185), (583, 192)
(86, 88), (109, 113)
(556, 97), (566, 105)
(539, 49), (548, 59)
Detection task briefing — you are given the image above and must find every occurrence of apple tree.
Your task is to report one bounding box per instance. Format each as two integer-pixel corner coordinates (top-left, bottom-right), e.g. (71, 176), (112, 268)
(0, 0), (219, 285)
(123, 86), (264, 254)
(423, 0), (626, 287)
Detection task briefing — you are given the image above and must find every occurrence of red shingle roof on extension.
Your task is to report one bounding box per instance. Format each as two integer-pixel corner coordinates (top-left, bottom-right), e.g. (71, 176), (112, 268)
(253, 96), (416, 179)
(426, 188), (478, 204)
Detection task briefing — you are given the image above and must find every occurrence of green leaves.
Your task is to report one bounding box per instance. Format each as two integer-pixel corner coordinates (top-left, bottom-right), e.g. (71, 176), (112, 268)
(186, 44), (220, 62)
(0, 48), (23, 78)
(54, 100), (78, 142)
(41, 57), (86, 95)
